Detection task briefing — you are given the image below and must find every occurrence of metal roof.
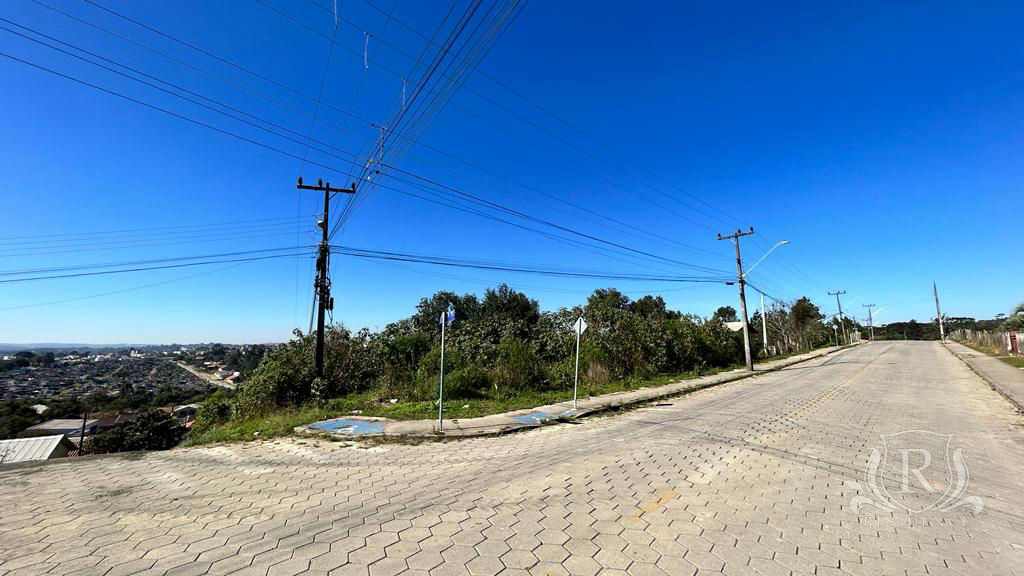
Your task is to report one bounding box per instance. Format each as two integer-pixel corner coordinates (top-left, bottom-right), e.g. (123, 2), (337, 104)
(0, 435), (75, 464)
(26, 419), (99, 435)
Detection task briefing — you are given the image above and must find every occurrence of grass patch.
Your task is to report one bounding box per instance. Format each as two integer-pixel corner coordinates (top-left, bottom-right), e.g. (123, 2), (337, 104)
(999, 356), (1024, 369)
(956, 340), (1024, 369)
(186, 406), (337, 445)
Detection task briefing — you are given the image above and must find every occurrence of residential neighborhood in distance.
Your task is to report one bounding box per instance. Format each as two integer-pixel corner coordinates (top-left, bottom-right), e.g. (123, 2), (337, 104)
(0, 342), (269, 463)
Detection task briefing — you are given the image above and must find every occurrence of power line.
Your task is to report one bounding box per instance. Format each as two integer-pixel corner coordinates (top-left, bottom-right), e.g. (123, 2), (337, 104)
(1, 40), (735, 283)
(0, 229), (310, 260)
(376, 165), (730, 274)
(333, 0), (499, 231)
(29, 0), (381, 135)
(314, 0), (745, 231)
(370, 176), (682, 274)
(744, 279), (789, 307)
(0, 218), (307, 250)
(360, 256), (712, 296)
(0, 246), (315, 278)
(0, 50), (365, 178)
(24, 2), (716, 268)
(329, 246), (731, 283)
(0, 260), (254, 312)
(43, 0), (746, 246)
(0, 47), (717, 277)
(298, 4), (342, 177)
(0, 251), (313, 284)
(0, 214), (307, 242)
(0, 20), (375, 173)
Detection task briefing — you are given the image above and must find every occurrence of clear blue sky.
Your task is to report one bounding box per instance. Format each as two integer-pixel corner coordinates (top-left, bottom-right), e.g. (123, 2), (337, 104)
(0, 0), (1020, 344)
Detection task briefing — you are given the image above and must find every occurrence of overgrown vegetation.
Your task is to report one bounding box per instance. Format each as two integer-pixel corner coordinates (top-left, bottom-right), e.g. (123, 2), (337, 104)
(194, 285), (844, 442)
(89, 409), (184, 454)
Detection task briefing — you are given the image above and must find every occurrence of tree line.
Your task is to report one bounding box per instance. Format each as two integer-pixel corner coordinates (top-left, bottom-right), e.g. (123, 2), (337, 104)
(199, 285), (839, 427)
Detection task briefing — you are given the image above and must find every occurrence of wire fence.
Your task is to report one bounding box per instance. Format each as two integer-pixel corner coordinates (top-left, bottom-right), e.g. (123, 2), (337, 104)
(951, 329), (1023, 356)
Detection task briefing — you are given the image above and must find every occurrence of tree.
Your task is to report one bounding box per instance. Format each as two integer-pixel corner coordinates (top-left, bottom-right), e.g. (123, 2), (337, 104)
(587, 288), (630, 311)
(1004, 302), (1024, 331)
(630, 295), (672, 321)
(0, 401), (44, 440)
(789, 297), (825, 350)
(89, 409), (185, 454)
(711, 306), (738, 323)
(413, 291), (480, 338)
(482, 284), (539, 325)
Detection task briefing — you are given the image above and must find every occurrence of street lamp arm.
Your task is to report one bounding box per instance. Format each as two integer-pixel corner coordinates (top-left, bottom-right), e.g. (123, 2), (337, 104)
(743, 240), (790, 279)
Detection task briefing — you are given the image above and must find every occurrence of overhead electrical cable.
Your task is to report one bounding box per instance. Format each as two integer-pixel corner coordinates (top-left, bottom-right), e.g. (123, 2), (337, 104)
(298, 1), (342, 176)
(0, 246), (316, 278)
(0, 229), (313, 260)
(0, 251), (313, 285)
(349, 0), (747, 230)
(25, 2), (711, 269)
(375, 165), (730, 274)
(329, 246), (731, 283)
(334, 0), (526, 234)
(0, 46), (728, 278)
(0, 261), (254, 312)
(0, 214), (308, 244)
(296, 0), (733, 233)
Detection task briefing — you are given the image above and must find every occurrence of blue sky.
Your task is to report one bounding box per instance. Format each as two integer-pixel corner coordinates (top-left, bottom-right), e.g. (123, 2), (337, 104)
(0, 0), (1020, 344)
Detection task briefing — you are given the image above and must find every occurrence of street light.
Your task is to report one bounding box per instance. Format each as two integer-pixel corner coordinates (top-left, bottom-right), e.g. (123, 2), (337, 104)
(743, 240), (790, 279)
(743, 240), (790, 357)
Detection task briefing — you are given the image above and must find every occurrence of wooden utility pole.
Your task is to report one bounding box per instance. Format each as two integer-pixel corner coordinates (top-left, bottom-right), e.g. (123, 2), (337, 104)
(718, 227), (755, 371)
(829, 290), (848, 344)
(933, 281), (946, 341)
(296, 177), (355, 379)
(78, 411), (88, 456)
(863, 304), (876, 341)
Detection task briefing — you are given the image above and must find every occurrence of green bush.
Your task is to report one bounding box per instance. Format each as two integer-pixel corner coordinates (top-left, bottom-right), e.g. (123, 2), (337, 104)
(443, 365), (490, 399)
(492, 336), (542, 398)
(89, 409), (184, 454)
(232, 326), (373, 419)
(193, 397), (232, 433)
(543, 357), (576, 391)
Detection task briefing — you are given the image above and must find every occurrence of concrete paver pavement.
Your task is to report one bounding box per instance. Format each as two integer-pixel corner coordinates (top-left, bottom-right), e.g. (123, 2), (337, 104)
(2, 342), (1024, 576)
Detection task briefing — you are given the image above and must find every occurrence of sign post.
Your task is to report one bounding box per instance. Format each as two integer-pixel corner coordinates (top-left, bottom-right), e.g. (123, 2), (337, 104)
(572, 316), (587, 410)
(437, 304), (454, 432)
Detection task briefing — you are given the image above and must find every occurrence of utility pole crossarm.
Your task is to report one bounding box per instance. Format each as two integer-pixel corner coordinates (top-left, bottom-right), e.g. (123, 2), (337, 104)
(296, 176), (356, 195)
(716, 227), (756, 242)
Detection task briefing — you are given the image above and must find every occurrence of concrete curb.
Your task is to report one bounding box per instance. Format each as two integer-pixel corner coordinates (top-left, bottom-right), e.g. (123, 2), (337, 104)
(297, 344), (859, 440)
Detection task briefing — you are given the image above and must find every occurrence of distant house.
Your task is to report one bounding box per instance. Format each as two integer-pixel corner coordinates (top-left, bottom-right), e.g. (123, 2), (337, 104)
(0, 435), (76, 464)
(95, 412), (139, 432)
(25, 419), (99, 438)
(30, 404), (48, 415)
(725, 321), (745, 332)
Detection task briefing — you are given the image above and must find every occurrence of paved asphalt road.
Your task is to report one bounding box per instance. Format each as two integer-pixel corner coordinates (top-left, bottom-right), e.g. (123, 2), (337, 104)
(2, 342), (1023, 576)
